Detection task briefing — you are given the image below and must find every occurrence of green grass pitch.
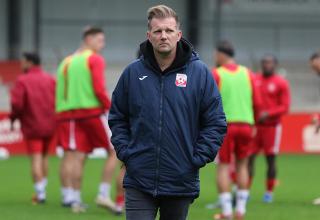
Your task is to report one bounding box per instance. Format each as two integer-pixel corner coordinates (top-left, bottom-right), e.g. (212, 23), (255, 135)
(0, 155), (319, 220)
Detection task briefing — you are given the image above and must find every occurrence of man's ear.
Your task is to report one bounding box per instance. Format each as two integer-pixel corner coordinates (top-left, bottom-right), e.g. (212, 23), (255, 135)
(177, 31), (182, 42)
(146, 31), (151, 40)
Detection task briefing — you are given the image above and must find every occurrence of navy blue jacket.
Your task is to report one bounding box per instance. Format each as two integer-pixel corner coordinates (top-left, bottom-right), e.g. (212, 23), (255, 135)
(109, 39), (227, 198)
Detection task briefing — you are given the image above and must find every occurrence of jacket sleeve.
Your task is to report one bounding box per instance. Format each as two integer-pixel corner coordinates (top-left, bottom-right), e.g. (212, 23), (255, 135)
(267, 79), (290, 118)
(10, 79), (25, 122)
(193, 67), (227, 168)
(108, 69), (130, 162)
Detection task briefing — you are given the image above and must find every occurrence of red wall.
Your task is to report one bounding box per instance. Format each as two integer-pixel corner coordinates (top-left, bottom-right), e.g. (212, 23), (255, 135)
(1, 112), (320, 155)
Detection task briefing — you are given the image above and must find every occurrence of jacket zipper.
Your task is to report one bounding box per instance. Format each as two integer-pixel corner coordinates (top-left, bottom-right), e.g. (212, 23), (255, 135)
(154, 75), (164, 197)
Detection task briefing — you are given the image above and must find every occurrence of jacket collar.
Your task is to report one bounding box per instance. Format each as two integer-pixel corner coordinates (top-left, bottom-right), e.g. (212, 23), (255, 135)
(26, 66), (43, 74)
(139, 38), (193, 74)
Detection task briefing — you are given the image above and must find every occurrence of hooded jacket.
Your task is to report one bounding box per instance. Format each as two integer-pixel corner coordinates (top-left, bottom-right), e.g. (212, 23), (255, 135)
(109, 38), (227, 198)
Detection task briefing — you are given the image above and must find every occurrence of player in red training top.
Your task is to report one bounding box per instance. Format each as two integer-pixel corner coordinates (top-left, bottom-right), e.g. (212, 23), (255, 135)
(212, 41), (261, 220)
(309, 52), (320, 205)
(56, 27), (124, 214)
(248, 55), (290, 203)
(10, 52), (56, 204)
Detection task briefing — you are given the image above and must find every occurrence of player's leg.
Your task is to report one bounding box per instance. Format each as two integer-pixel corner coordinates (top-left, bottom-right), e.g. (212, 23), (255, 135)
(31, 153), (46, 203)
(214, 126), (233, 219)
(96, 148), (117, 204)
(234, 125), (253, 218)
(264, 154), (277, 203)
(71, 150), (86, 208)
(26, 139), (46, 203)
(235, 158), (250, 218)
(263, 125), (281, 203)
(57, 120), (76, 206)
(248, 126), (261, 188)
(60, 150), (75, 206)
(248, 154), (256, 188)
(115, 167), (125, 214)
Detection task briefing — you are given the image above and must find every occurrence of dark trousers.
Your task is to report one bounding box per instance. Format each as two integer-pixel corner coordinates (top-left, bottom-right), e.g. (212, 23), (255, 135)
(125, 187), (193, 220)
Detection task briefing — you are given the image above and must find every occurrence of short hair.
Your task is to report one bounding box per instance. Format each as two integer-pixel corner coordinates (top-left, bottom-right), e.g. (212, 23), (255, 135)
(310, 52), (320, 61)
(216, 40), (235, 57)
(261, 54), (278, 64)
(147, 5), (180, 30)
(22, 52), (41, 65)
(82, 26), (104, 39)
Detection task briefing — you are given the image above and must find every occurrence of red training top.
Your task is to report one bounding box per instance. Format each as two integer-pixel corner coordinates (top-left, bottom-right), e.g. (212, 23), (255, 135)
(57, 53), (111, 120)
(10, 66), (56, 139)
(255, 73), (290, 126)
(212, 63), (262, 122)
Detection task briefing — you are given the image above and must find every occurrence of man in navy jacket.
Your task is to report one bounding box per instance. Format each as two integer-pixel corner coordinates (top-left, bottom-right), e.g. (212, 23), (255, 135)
(109, 5), (227, 220)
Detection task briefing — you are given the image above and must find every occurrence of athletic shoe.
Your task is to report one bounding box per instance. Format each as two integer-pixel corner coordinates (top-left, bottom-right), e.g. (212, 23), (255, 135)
(213, 213), (233, 220)
(96, 195), (117, 212)
(31, 194), (45, 205)
(71, 202), (88, 213)
(234, 212), (245, 220)
(263, 192), (273, 203)
(206, 201), (221, 210)
(61, 201), (73, 207)
(312, 197), (320, 205)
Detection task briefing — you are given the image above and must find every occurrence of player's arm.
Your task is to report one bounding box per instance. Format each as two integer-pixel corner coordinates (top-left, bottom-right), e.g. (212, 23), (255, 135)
(249, 72), (263, 121)
(10, 79), (25, 123)
(89, 54), (111, 111)
(108, 68), (130, 162)
(192, 67), (227, 168)
(266, 79), (290, 118)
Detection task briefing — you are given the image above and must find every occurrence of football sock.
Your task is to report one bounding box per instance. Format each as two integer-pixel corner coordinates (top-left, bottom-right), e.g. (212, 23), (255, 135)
(73, 190), (82, 204)
(35, 181), (46, 200)
(61, 187), (74, 204)
(98, 182), (111, 198)
(235, 190), (249, 215)
(266, 178), (276, 192)
(219, 192), (233, 216)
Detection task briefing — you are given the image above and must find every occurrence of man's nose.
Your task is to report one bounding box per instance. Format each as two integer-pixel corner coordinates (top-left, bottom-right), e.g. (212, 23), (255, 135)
(160, 31), (168, 40)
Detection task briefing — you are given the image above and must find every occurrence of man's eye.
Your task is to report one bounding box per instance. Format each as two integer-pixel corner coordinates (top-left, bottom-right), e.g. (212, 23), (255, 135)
(166, 30), (174, 33)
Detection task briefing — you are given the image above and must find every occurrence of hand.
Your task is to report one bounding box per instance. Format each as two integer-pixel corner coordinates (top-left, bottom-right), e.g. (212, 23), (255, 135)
(258, 111), (269, 123)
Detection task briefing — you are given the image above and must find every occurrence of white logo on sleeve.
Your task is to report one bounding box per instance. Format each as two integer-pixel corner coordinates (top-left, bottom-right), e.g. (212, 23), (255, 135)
(139, 76), (148, 81)
(175, 73), (187, 87)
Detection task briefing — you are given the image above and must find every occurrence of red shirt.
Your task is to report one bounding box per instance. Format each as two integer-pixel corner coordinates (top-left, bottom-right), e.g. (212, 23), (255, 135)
(255, 73), (290, 125)
(57, 53), (111, 120)
(10, 66), (56, 139)
(212, 64), (262, 122)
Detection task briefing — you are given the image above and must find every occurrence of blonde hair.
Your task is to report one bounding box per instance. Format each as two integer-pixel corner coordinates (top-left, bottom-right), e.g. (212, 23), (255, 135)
(147, 5), (180, 30)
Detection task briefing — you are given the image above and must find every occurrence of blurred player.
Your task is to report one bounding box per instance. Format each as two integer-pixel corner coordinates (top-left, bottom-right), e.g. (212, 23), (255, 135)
(248, 55), (290, 203)
(10, 52), (56, 204)
(56, 26), (123, 213)
(309, 52), (320, 205)
(212, 40), (261, 220)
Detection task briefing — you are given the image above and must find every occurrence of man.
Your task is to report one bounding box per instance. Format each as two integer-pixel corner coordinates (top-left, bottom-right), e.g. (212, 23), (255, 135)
(10, 52), (56, 204)
(248, 55), (290, 203)
(309, 52), (320, 205)
(212, 41), (261, 220)
(109, 5), (227, 220)
(56, 26), (123, 213)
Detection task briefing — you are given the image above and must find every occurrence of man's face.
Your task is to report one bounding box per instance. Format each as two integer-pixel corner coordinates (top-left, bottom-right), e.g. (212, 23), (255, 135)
(21, 58), (31, 73)
(261, 57), (277, 76)
(86, 33), (105, 53)
(310, 58), (320, 76)
(214, 51), (224, 67)
(147, 17), (182, 56)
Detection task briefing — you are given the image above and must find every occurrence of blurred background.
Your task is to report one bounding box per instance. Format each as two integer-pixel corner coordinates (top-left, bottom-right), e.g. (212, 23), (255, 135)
(1, 0), (320, 111)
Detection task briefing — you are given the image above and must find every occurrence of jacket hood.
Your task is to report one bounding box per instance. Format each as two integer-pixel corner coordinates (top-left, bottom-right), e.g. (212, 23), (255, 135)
(139, 37), (198, 74)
